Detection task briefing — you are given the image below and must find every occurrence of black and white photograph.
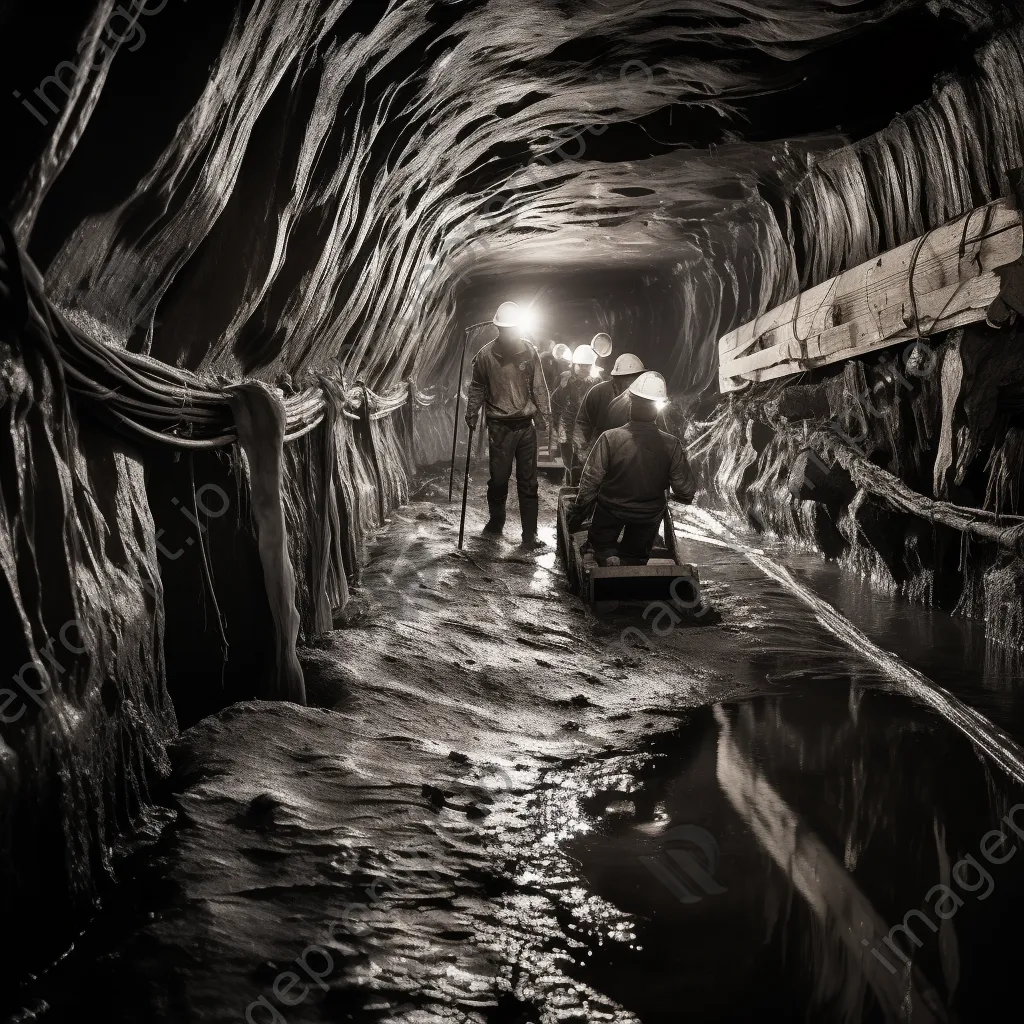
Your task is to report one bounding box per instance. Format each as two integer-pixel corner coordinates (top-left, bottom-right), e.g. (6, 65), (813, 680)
(2, 1), (1024, 1020)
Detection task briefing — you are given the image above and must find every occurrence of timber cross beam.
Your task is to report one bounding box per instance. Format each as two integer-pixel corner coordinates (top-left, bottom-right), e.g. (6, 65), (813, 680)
(718, 197), (1024, 393)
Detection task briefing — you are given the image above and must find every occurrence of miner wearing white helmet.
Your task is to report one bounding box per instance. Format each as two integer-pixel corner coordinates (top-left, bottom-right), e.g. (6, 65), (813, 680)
(465, 301), (552, 548)
(572, 352), (646, 474)
(550, 345), (599, 484)
(591, 332), (613, 359)
(567, 371), (696, 566)
(547, 342), (572, 387)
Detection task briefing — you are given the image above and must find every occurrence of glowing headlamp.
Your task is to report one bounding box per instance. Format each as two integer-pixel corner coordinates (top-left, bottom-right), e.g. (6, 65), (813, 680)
(518, 306), (539, 335)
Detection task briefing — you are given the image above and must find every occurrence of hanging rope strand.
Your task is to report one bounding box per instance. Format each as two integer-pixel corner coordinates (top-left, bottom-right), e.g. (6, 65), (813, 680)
(0, 226), (422, 449)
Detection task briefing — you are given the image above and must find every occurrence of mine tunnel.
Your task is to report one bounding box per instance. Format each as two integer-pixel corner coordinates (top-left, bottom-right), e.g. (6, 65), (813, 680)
(5, 1), (1024, 1020)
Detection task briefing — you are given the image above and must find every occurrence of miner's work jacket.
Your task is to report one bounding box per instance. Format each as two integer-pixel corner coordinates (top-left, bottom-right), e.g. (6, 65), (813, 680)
(466, 340), (552, 423)
(572, 420), (696, 523)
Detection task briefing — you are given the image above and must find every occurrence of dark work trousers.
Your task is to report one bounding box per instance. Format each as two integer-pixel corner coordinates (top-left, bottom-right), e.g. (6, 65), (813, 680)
(487, 418), (539, 536)
(587, 502), (661, 565)
(559, 442), (584, 486)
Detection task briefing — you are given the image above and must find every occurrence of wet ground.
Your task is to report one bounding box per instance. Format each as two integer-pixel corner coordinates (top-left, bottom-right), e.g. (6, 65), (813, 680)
(8, 469), (1024, 1023)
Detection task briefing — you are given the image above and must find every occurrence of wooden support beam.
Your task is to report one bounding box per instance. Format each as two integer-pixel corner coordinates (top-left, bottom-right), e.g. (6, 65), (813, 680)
(719, 198), (1024, 393)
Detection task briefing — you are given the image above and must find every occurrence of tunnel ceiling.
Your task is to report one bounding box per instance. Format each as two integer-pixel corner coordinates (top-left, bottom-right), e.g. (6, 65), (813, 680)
(1, 0), (1017, 396)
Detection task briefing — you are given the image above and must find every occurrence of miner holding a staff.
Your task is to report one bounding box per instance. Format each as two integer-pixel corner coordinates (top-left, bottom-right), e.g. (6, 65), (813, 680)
(464, 301), (552, 549)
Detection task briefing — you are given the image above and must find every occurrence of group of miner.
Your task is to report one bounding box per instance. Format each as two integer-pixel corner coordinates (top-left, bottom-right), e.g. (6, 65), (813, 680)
(464, 300), (696, 567)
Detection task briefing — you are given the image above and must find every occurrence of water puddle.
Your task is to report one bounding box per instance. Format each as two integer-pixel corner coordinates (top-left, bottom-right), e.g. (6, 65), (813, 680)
(674, 505), (1024, 785)
(546, 683), (1024, 1022)
(788, 552), (1024, 739)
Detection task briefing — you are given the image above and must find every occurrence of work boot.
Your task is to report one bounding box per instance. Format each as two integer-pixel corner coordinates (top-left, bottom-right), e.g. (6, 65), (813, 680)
(519, 494), (539, 541)
(519, 494), (544, 550)
(482, 497), (506, 535)
(482, 516), (505, 536)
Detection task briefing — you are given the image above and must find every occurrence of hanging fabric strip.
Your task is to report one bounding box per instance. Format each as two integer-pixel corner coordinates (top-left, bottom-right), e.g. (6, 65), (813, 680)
(227, 381), (306, 704)
(316, 375), (349, 628)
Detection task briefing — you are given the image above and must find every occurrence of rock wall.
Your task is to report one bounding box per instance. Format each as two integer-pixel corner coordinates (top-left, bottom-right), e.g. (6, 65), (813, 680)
(692, 16), (1024, 649)
(0, 280), (175, 978)
(695, 320), (1024, 648)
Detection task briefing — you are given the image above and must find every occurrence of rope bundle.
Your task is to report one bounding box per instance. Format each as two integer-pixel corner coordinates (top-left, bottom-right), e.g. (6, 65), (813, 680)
(0, 222), (434, 450)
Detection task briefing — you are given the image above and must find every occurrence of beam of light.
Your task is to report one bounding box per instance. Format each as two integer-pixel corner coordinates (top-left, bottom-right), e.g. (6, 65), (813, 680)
(518, 305), (539, 335)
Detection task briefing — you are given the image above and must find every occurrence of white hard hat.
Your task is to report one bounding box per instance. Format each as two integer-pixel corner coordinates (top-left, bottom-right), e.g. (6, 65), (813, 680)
(591, 333), (613, 358)
(493, 301), (521, 328)
(552, 343), (572, 362)
(572, 344), (597, 366)
(611, 353), (644, 376)
(628, 371), (667, 401)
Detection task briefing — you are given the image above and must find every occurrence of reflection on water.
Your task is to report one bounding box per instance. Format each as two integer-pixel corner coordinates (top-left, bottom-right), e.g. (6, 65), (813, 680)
(530, 545), (559, 592)
(562, 683), (1024, 1023)
(714, 703), (946, 1024)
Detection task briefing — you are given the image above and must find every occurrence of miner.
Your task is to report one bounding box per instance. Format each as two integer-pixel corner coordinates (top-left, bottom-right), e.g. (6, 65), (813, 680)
(535, 340), (568, 462)
(550, 344), (598, 485)
(537, 338), (559, 393)
(567, 372), (696, 566)
(549, 343), (572, 389)
(466, 301), (552, 548)
(573, 352), (645, 468)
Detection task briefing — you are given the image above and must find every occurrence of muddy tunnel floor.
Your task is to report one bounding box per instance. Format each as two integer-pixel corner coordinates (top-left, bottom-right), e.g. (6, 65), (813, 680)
(11, 470), (1024, 1024)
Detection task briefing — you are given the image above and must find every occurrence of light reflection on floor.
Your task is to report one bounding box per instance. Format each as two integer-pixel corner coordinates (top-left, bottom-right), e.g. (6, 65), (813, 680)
(528, 527), (559, 591)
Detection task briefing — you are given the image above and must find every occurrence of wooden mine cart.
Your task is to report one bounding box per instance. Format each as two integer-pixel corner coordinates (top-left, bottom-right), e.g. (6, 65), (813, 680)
(556, 486), (702, 610)
(536, 422), (564, 472)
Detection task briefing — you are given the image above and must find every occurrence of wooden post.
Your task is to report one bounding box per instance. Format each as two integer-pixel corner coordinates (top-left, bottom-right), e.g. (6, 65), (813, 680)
(360, 384), (387, 523)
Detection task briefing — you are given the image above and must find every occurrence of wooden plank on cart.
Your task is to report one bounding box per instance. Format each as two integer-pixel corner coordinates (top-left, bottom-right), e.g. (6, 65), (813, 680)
(662, 500), (680, 563)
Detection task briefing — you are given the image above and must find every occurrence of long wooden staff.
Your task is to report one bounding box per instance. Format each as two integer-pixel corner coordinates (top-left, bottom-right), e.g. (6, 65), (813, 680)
(458, 417), (482, 549)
